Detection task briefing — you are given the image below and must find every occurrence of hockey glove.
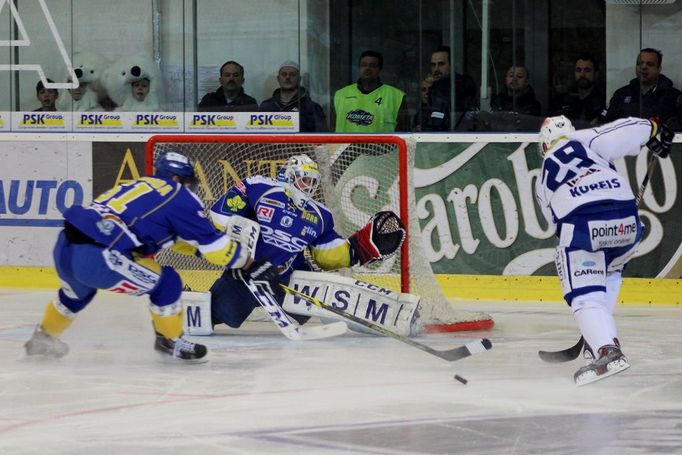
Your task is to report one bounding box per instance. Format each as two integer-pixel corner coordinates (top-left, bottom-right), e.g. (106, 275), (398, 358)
(660, 123), (675, 152)
(348, 211), (406, 266)
(646, 136), (668, 158)
(239, 259), (282, 296)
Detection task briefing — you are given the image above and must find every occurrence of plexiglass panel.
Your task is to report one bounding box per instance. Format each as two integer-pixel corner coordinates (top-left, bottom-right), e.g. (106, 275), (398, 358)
(0, 0), (679, 132)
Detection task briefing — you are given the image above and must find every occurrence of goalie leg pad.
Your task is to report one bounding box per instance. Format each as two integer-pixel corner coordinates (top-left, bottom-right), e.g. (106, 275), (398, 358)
(282, 270), (420, 337)
(181, 291), (213, 336)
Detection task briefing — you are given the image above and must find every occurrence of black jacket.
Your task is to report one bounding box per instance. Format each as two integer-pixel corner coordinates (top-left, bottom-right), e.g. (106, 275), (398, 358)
(490, 86), (542, 116)
(603, 74), (681, 123)
(553, 88), (605, 127)
(259, 87), (328, 132)
(416, 73), (478, 131)
(198, 87), (258, 112)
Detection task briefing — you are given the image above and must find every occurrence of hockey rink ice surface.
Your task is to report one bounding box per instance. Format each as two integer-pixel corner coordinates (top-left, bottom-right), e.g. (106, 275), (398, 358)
(0, 289), (681, 454)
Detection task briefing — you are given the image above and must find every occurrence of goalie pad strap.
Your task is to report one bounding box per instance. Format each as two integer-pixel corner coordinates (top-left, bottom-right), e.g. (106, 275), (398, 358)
(221, 215), (260, 269)
(282, 270), (420, 337)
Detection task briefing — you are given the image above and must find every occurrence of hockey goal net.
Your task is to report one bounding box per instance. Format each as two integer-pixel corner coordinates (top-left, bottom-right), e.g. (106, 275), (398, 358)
(145, 135), (492, 333)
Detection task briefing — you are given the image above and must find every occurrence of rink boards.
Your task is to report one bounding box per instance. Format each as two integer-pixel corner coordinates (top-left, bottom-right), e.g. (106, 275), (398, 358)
(0, 133), (679, 304)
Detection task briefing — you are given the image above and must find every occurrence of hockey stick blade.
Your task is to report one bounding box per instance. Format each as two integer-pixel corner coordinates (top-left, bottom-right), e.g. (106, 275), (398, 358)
(243, 278), (347, 341)
(538, 336), (584, 363)
(282, 284), (493, 362)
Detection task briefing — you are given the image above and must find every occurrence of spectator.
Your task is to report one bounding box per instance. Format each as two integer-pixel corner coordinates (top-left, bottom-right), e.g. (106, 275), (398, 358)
(413, 74), (434, 131)
(420, 46), (478, 131)
(118, 77), (161, 112)
(198, 60), (258, 112)
(259, 61), (328, 132)
(34, 79), (58, 112)
(602, 48), (681, 124)
(491, 65), (542, 115)
(334, 50), (409, 132)
(552, 54), (605, 127)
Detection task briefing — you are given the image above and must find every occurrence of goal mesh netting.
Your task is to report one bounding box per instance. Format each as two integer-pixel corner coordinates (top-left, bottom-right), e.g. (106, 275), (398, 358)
(146, 135), (492, 332)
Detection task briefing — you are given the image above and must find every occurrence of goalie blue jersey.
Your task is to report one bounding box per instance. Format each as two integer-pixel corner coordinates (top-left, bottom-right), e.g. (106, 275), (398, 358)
(63, 176), (228, 258)
(210, 176), (351, 276)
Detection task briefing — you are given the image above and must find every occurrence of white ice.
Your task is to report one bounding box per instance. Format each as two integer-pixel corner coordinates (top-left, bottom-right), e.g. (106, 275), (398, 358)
(1, 289), (681, 454)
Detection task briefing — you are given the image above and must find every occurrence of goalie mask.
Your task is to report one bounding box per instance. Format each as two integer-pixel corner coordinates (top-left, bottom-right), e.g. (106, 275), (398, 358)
(538, 115), (574, 156)
(279, 154), (321, 210)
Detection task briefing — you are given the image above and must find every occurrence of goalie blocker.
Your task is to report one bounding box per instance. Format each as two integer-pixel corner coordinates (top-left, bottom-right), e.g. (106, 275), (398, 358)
(182, 270), (421, 337)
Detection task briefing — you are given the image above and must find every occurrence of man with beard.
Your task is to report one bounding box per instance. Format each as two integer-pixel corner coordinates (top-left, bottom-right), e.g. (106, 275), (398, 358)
(259, 61), (328, 132)
(198, 60), (258, 112)
(418, 46), (478, 131)
(333, 50), (409, 132)
(602, 48), (680, 124)
(553, 55), (605, 127)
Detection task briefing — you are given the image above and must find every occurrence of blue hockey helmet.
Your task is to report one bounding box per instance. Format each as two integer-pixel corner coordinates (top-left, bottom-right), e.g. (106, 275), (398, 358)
(154, 151), (197, 186)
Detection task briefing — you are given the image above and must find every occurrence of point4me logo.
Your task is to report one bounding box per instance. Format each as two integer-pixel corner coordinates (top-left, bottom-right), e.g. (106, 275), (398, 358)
(0, 0), (77, 89)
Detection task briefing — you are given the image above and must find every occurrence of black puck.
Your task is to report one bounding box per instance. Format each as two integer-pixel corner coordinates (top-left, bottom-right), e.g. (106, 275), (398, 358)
(454, 374), (468, 385)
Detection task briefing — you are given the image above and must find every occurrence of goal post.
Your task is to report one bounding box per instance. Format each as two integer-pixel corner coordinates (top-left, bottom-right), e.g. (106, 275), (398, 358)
(145, 134), (493, 333)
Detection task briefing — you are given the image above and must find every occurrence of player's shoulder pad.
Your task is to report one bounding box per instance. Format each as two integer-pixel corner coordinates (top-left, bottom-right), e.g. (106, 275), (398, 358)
(245, 175), (279, 187)
(180, 186), (206, 209)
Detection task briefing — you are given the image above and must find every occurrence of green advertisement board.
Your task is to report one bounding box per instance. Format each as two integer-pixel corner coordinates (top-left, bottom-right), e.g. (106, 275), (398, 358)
(415, 142), (681, 278)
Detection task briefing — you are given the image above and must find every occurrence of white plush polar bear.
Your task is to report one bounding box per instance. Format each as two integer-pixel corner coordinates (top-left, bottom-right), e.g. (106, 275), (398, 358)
(57, 50), (108, 111)
(101, 53), (164, 111)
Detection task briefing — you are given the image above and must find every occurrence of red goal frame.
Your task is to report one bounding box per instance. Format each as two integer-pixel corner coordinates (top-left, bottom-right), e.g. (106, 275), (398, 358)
(145, 134), (411, 293)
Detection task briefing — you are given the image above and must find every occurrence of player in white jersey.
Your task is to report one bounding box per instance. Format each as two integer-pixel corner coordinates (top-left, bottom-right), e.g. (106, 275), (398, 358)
(536, 115), (674, 385)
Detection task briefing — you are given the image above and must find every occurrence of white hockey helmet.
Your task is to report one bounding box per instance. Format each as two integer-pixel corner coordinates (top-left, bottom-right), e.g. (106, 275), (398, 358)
(279, 154), (321, 209)
(538, 115), (574, 155)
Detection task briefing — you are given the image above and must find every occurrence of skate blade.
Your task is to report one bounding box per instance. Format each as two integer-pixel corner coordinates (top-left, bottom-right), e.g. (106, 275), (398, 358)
(575, 359), (630, 387)
(156, 351), (210, 364)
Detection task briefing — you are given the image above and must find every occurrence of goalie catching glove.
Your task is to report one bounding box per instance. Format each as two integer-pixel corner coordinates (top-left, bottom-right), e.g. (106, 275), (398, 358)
(348, 211), (406, 266)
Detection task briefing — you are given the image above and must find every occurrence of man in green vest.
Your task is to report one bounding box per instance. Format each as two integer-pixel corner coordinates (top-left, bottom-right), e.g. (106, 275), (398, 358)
(334, 50), (409, 132)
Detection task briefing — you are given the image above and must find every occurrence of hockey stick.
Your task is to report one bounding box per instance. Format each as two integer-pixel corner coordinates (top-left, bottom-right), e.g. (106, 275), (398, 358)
(538, 336), (585, 363)
(281, 284), (493, 362)
(636, 151), (658, 205)
(242, 278), (347, 341)
(538, 148), (660, 363)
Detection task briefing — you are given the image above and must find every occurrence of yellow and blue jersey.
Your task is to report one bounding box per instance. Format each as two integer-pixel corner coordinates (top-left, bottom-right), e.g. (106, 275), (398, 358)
(63, 176), (234, 265)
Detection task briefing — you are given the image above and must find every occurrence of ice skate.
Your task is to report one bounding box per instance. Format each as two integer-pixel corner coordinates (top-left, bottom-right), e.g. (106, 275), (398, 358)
(154, 332), (208, 363)
(24, 325), (69, 358)
(574, 342), (629, 386)
(582, 343), (595, 365)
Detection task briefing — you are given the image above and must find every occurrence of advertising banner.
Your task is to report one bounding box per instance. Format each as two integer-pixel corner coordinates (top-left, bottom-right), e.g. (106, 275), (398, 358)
(184, 111), (299, 133)
(0, 141), (92, 265)
(92, 142), (147, 197)
(11, 111), (72, 131)
(3, 112), (299, 133)
(415, 142), (681, 278)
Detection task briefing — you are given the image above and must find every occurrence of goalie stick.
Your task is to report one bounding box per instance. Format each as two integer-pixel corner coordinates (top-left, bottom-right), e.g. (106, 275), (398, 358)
(242, 278), (347, 341)
(539, 147), (660, 363)
(281, 284), (493, 362)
